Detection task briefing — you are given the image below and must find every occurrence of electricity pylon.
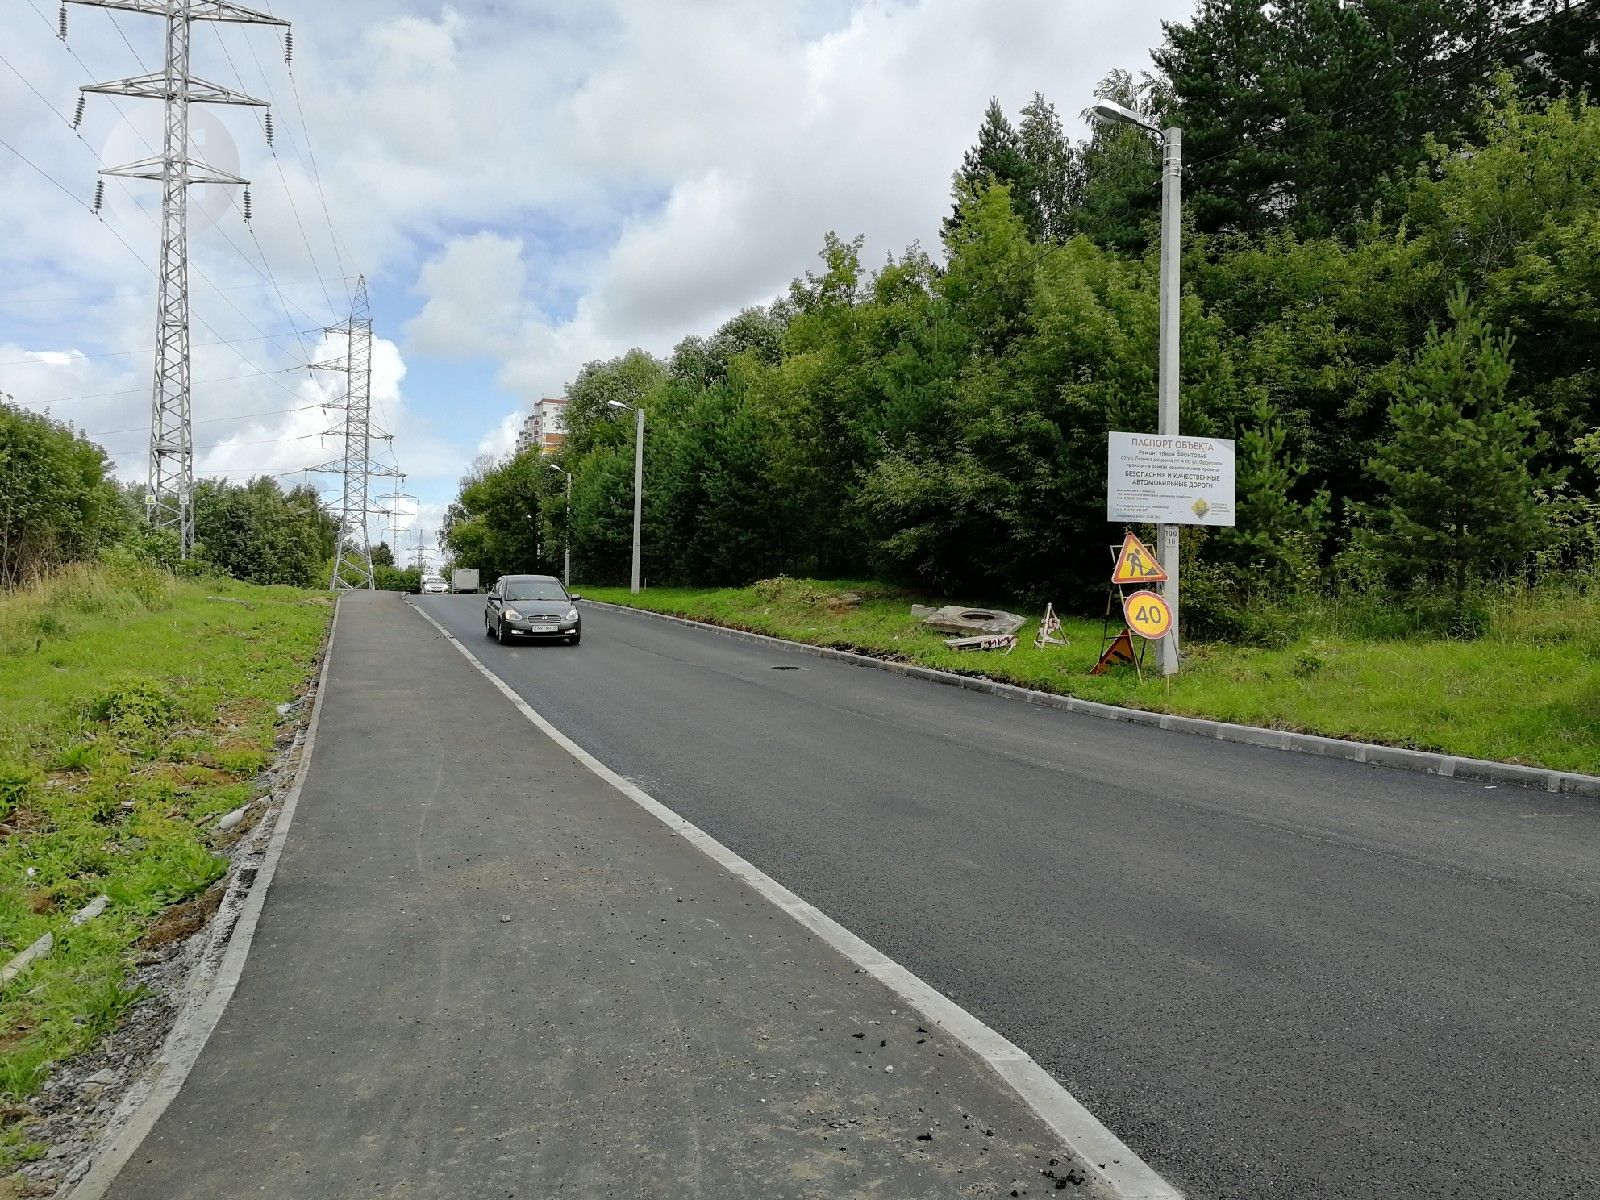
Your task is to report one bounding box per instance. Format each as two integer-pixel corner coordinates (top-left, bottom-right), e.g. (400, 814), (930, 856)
(68, 0), (290, 557)
(377, 473), (416, 561)
(312, 277), (395, 591)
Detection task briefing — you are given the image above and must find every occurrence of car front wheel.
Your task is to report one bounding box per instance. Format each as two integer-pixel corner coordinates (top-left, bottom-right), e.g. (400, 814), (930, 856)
(496, 619), (512, 645)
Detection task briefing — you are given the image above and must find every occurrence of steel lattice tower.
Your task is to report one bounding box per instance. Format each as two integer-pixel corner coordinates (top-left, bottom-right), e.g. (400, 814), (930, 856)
(313, 278), (395, 591)
(377, 473), (415, 561)
(69, 0), (289, 556)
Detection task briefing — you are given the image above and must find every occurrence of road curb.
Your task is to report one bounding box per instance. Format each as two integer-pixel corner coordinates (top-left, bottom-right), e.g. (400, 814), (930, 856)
(66, 598), (341, 1200)
(581, 599), (1600, 799)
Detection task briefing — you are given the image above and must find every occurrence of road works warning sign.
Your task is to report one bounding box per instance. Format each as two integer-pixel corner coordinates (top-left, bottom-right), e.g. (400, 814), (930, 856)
(1111, 532), (1168, 585)
(1107, 432), (1236, 526)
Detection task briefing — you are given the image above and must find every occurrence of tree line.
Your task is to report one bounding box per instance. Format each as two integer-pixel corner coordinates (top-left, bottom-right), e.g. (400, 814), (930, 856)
(430, 1), (1595, 630)
(0, 399), (352, 590)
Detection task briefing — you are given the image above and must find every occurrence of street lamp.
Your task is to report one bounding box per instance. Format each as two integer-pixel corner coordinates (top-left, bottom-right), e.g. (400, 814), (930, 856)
(1090, 97), (1183, 676)
(606, 400), (645, 594)
(547, 461), (572, 589)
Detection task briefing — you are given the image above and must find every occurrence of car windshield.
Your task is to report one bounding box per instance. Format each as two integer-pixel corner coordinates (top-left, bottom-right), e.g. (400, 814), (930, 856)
(504, 581), (566, 602)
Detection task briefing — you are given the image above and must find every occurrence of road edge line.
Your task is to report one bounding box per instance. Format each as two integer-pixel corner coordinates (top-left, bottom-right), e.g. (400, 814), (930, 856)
(409, 600), (1183, 1200)
(581, 599), (1600, 800)
(67, 597), (343, 1200)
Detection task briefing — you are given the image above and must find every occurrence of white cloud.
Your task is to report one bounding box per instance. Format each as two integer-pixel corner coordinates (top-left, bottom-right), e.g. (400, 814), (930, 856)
(404, 232), (530, 357)
(477, 406), (525, 459)
(3, 0), (1190, 525)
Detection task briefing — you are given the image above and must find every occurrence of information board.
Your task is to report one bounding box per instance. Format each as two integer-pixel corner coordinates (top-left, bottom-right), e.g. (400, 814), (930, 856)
(1107, 432), (1236, 526)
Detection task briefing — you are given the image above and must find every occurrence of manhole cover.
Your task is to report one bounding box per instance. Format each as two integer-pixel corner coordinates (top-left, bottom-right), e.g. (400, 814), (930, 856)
(770, 665), (804, 671)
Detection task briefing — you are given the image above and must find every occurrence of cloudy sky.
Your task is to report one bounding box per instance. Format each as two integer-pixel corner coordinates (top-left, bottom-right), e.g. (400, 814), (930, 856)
(0, 0), (1192, 565)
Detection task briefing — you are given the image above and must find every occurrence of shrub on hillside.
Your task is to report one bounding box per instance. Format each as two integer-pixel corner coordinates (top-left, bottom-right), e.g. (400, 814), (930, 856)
(0, 402), (125, 588)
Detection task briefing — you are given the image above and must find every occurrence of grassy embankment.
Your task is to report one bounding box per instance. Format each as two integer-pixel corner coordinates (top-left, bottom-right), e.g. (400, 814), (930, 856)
(0, 559), (330, 1166)
(581, 577), (1600, 774)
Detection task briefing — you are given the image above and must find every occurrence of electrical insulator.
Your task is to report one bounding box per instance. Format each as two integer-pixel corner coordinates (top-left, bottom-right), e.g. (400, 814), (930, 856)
(264, 111), (274, 146)
(72, 96), (86, 130)
(283, 30), (294, 66)
(57, 4), (67, 41)
(242, 188), (253, 222)
(92, 180), (105, 214)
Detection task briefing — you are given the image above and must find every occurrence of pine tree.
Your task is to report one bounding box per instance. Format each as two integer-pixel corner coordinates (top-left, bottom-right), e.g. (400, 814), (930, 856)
(944, 99), (1029, 241)
(1366, 286), (1548, 613)
(1155, 0), (1508, 238)
(1216, 396), (1329, 588)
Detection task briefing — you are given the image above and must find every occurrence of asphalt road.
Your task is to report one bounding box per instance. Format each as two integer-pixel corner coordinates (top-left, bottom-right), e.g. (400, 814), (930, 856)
(111, 591), (1111, 1200)
(418, 594), (1599, 1200)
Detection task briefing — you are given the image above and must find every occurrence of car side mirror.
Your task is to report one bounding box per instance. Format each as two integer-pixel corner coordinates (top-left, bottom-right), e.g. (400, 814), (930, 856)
(569, 593), (582, 601)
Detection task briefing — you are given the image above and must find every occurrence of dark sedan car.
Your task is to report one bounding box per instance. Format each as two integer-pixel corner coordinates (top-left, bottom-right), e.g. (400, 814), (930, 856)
(484, 574), (582, 645)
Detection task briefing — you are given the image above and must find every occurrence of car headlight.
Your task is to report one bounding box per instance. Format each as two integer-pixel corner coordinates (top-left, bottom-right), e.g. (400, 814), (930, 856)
(503, 607), (522, 620)
(565, 608), (579, 621)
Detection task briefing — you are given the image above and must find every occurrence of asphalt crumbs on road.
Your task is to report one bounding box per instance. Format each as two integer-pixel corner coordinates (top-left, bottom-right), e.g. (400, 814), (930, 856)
(416, 594), (1600, 1200)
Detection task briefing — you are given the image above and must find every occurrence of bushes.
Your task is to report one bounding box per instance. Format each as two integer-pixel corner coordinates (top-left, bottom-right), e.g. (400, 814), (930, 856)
(0, 403), (125, 587)
(373, 565), (421, 593)
(192, 478), (337, 588)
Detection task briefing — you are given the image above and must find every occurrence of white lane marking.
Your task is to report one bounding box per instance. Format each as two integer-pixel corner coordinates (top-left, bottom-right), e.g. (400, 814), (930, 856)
(70, 600), (343, 1200)
(410, 599), (1184, 1200)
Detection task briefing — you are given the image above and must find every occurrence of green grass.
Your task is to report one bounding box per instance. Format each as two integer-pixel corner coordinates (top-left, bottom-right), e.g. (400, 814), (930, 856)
(0, 558), (331, 1163)
(580, 576), (1600, 774)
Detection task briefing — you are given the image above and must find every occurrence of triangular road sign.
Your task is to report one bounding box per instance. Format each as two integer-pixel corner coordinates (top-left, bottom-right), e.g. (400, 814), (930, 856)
(1090, 629), (1139, 675)
(1111, 532), (1168, 585)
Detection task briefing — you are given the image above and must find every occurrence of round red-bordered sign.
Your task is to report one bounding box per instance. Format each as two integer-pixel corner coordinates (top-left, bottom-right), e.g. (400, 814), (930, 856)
(1122, 589), (1172, 640)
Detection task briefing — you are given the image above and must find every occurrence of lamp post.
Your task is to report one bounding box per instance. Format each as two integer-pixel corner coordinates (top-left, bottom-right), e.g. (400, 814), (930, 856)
(606, 400), (645, 594)
(1091, 99), (1182, 675)
(547, 461), (572, 589)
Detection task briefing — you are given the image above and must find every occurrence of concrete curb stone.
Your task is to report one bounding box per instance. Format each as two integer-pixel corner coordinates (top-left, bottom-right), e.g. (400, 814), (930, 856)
(582, 598), (1600, 799)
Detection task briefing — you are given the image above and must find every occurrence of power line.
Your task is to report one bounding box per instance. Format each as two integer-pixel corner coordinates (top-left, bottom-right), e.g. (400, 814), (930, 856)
(20, 365), (303, 406)
(253, 9), (355, 308)
(0, 327), (323, 368)
(95, 427), (331, 457)
(83, 399), (326, 437)
(0, 55), (319, 420)
(14, 7), (326, 403)
(206, 23), (339, 323)
(0, 274), (356, 308)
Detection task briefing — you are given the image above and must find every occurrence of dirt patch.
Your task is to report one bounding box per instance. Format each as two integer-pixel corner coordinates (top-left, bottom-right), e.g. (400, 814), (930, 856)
(139, 880), (226, 951)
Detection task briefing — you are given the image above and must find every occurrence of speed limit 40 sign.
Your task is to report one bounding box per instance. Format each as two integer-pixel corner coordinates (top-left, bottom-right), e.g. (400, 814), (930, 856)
(1122, 589), (1173, 640)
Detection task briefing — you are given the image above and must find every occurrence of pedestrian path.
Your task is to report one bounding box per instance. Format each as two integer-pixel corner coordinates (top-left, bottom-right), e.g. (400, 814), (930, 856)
(107, 591), (1109, 1199)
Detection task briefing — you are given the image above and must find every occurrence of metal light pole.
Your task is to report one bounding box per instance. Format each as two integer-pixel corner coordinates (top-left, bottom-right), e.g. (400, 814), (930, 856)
(1092, 100), (1182, 675)
(607, 401), (645, 594)
(548, 462), (571, 589)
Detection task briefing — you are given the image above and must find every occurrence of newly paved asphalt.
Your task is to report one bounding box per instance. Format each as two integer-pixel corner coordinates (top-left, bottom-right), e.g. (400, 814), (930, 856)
(419, 594), (1600, 1200)
(109, 592), (1112, 1200)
